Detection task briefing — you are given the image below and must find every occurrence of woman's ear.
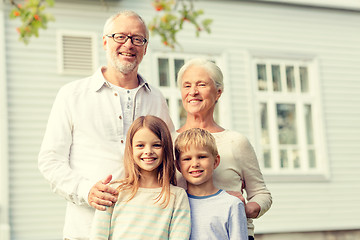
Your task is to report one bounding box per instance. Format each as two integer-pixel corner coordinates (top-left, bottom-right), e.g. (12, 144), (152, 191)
(215, 88), (222, 101)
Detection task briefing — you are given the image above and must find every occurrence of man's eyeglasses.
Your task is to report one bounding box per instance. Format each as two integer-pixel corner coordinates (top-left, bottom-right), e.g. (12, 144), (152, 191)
(106, 33), (147, 46)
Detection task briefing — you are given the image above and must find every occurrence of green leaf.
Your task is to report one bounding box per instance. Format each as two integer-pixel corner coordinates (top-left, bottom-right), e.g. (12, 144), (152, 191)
(202, 19), (213, 26)
(46, 0), (55, 7)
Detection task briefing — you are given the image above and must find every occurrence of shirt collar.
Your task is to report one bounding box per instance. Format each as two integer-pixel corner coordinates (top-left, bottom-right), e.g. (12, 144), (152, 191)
(137, 73), (151, 92)
(91, 67), (151, 92)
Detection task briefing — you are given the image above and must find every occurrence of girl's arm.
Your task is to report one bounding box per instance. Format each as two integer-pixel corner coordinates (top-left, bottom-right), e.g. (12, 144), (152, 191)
(90, 205), (114, 240)
(169, 188), (191, 240)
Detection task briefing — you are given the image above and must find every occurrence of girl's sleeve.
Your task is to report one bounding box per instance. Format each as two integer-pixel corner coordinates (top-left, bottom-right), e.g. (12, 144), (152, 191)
(229, 200), (248, 240)
(90, 205), (114, 240)
(169, 188), (191, 240)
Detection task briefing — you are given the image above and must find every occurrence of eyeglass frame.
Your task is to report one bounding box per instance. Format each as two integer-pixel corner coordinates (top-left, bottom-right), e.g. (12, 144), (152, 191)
(106, 33), (148, 46)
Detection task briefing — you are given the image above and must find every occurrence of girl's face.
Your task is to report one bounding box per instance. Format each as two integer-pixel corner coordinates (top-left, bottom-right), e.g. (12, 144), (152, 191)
(132, 127), (163, 175)
(180, 65), (222, 117)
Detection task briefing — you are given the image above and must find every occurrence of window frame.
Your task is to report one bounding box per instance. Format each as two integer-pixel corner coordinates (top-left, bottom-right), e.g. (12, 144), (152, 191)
(250, 55), (330, 182)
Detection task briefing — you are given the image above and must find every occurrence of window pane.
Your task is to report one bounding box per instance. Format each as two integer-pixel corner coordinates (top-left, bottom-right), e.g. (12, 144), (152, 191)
(272, 65), (282, 92)
(178, 99), (186, 127)
(304, 104), (314, 144)
(277, 104), (297, 144)
(260, 103), (269, 145)
(158, 58), (170, 87)
(174, 59), (185, 85)
(292, 149), (300, 168)
(257, 64), (267, 91)
(280, 150), (288, 168)
(263, 149), (271, 168)
(286, 66), (295, 92)
(308, 149), (316, 168)
(300, 66), (309, 93)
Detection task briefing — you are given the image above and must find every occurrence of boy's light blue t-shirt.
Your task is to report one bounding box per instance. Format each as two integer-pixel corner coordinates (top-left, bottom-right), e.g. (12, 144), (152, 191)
(187, 189), (248, 240)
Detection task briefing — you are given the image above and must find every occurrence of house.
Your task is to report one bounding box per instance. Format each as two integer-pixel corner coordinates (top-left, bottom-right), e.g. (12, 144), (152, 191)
(1, 0), (360, 239)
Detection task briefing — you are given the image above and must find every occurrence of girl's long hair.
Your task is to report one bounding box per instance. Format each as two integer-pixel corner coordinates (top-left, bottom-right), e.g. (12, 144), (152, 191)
(114, 115), (177, 207)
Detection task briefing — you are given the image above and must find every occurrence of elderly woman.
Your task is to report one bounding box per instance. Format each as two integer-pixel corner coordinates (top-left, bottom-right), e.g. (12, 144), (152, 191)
(175, 58), (272, 240)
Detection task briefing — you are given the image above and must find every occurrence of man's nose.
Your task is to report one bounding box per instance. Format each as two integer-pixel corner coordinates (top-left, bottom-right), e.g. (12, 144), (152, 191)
(123, 36), (134, 47)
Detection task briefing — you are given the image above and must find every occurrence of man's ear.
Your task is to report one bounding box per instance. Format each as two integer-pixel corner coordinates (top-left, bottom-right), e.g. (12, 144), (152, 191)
(102, 35), (108, 50)
(214, 155), (220, 169)
(143, 43), (148, 55)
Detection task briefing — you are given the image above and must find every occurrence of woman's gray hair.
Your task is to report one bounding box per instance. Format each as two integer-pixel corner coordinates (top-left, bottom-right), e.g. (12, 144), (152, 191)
(177, 58), (224, 92)
(103, 10), (149, 39)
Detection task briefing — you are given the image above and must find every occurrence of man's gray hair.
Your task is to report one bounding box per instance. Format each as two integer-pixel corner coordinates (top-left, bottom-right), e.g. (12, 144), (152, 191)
(103, 10), (149, 39)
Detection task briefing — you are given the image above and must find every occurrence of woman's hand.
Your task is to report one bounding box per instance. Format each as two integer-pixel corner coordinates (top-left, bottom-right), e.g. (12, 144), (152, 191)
(245, 202), (261, 218)
(227, 191), (261, 218)
(88, 175), (119, 211)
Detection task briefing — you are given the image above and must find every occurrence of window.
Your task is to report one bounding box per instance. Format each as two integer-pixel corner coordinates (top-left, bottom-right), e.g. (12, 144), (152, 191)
(57, 30), (98, 75)
(152, 53), (222, 129)
(253, 58), (328, 180)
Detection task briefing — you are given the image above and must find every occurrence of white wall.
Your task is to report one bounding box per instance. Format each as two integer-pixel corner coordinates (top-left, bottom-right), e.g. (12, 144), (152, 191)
(0, 1), (10, 239)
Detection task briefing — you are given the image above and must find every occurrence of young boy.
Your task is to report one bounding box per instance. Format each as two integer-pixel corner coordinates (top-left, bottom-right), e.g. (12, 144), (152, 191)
(175, 128), (248, 240)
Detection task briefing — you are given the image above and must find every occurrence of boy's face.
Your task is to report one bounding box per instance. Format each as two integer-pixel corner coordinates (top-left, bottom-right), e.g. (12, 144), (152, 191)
(177, 145), (220, 188)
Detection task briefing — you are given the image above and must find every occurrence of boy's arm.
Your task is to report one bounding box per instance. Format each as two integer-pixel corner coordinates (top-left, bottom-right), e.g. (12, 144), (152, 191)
(229, 200), (248, 240)
(169, 189), (191, 240)
(89, 205), (114, 240)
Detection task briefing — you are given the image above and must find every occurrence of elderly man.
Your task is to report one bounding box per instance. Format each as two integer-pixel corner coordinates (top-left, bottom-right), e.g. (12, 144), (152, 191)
(38, 10), (174, 240)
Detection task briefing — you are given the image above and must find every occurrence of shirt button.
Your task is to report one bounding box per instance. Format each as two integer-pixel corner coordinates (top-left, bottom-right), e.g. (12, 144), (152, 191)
(114, 93), (118, 96)
(119, 115), (122, 120)
(127, 90), (130, 94)
(121, 140), (124, 143)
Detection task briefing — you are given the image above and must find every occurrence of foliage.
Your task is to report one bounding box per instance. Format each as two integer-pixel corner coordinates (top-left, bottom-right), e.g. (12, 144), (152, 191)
(8, 0), (212, 48)
(148, 0), (212, 49)
(9, 0), (55, 44)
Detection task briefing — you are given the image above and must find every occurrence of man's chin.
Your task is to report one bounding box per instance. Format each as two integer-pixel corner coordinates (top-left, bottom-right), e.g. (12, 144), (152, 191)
(115, 62), (137, 75)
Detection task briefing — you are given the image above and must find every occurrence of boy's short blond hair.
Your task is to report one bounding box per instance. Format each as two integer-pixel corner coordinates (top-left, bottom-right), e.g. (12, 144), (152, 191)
(174, 128), (218, 162)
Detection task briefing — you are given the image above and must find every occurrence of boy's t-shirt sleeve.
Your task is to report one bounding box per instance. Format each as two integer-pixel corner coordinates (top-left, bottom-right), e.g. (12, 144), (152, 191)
(229, 199), (248, 240)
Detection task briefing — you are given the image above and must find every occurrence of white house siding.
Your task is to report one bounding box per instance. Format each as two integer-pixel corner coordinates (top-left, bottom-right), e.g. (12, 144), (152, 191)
(3, 0), (360, 240)
(0, 1), (11, 240)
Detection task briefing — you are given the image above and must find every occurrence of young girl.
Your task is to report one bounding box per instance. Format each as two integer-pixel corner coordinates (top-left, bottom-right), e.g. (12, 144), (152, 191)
(90, 115), (191, 240)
